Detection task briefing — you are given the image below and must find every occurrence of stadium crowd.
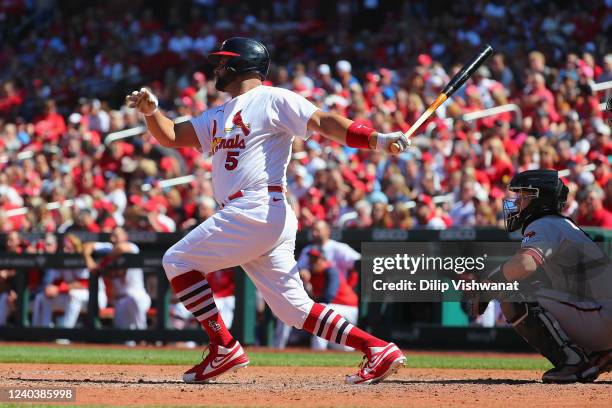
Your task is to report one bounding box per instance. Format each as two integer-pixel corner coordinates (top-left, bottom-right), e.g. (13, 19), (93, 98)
(0, 0), (611, 238)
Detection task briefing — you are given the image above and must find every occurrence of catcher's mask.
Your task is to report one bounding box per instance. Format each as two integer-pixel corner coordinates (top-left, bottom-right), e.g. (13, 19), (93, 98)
(503, 169), (568, 232)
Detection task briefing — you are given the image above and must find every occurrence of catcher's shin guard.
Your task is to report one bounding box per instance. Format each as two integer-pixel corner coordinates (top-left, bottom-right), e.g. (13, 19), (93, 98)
(501, 301), (588, 367)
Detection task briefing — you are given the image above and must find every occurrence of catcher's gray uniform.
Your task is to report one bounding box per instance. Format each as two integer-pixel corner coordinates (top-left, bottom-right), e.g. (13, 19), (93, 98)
(521, 215), (612, 352)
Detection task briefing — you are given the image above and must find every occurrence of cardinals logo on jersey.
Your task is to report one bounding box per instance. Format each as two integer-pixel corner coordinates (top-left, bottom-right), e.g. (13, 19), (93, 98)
(210, 135), (246, 155)
(224, 110), (250, 136)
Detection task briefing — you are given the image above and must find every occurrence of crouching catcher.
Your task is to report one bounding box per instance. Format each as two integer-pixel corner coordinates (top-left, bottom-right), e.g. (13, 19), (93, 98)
(464, 170), (612, 383)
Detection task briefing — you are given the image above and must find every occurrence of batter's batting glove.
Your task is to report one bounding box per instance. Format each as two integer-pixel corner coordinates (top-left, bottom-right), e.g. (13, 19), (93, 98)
(125, 87), (159, 116)
(376, 132), (411, 154)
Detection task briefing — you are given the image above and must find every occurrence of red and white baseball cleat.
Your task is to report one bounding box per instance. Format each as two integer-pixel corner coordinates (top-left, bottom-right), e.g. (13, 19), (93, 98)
(345, 343), (406, 385)
(183, 341), (250, 383)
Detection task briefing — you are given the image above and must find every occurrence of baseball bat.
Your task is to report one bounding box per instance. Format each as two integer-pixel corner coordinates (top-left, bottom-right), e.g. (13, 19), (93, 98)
(390, 44), (493, 153)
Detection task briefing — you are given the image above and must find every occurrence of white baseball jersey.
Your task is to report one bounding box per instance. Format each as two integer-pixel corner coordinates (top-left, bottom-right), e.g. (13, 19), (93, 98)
(190, 85), (319, 204)
(94, 242), (149, 298)
(297, 240), (361, 279)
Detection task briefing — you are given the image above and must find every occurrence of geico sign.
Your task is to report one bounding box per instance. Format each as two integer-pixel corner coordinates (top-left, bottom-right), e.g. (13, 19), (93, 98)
(439, 229), (476, 241)
(372, 229), (409, 241)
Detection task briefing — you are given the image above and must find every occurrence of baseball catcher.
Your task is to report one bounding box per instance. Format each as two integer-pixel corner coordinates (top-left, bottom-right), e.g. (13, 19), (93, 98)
(466, 169), (612, 383)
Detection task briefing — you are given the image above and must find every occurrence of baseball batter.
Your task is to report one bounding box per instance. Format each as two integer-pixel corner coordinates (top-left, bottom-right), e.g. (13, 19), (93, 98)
(126, 37), (410, 385)
(467, 170), (612, 383)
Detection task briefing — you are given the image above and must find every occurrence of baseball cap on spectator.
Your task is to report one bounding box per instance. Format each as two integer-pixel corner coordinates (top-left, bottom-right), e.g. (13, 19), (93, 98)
(368, 191), (389, 205)
(421, 151), (433, 163)
(418, 54), (432, 67)
(160, 156), (174, 172)
(307, 187), (322, 199)
(475, 66), (491, 78)
(455, 130), (468, 141)
(294, 165), (308, 179)
(566, 111), (580, 122)
(318, 64), (331, 76)
(121, 156), (138, 173)
(324, 94), (349, 108)
(427, 75), (444, 89)
(307, 246), (324, 259)
(594, 121), (611, 137)
(336, 60), (351, 73)
(68, 113), (82, 126)
(129, 194), (143, 206)
(366, 72), (380, 83)
(416, 193), (433, 206)
(94, 199), (114, 213)
(577, 172), (595, 186)
(181, 87), (197, 98)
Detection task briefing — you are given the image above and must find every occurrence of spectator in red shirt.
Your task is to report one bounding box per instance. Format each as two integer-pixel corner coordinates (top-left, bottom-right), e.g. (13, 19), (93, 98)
(0, 81), (23, 116)
(577, 186), (612, 228)
(523, 73), (559, 123)
(33, 100), (66, 143)
(301, 247), (358, 351)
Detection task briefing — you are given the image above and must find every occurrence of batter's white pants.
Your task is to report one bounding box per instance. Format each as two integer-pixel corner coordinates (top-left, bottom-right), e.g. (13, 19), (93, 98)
(31, 289), (108, 328)
(163, 189), (314, 329)
(540, 298), (612, 353)
(0, 292), (9, 325)
(113, 291), (151, 330)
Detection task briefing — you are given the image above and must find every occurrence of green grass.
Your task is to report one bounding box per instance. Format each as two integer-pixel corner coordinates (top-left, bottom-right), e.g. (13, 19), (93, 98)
(0, 344), (551, 371)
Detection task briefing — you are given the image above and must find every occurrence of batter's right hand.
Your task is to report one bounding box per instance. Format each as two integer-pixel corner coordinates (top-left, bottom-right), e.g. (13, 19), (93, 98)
(376, 131), (411, 154)
(125, 87), (159, 116)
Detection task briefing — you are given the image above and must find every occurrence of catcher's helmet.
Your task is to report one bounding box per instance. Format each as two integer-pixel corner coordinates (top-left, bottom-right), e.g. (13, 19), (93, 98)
(208, 37), (270, 82)
(503, 169), (568, 232)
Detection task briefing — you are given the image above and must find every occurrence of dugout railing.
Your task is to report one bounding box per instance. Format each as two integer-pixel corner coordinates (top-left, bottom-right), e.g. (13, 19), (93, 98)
(1, 227), (611, 350)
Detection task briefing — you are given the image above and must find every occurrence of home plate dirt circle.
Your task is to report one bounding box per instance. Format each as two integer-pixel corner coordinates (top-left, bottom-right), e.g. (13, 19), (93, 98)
(1, 363), (611, 407)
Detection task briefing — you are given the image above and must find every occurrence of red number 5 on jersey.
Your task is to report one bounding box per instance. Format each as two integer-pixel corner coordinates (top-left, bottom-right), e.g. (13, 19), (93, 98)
(225, 151), (239, 170)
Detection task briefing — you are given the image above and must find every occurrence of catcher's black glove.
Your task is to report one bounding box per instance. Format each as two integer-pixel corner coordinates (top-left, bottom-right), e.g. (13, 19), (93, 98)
(459, 274), (490, 319)
(461, 290), (490, 320)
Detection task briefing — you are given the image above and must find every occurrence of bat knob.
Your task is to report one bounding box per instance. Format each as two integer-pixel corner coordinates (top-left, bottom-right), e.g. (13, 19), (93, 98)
(389, 142), (401, 154)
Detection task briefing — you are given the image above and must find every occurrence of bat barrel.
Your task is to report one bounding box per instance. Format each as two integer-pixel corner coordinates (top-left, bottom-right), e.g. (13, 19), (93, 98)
(441, 44), (493, 97)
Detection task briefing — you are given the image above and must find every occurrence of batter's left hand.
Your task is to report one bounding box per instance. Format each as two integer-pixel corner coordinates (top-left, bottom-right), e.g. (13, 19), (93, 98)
(125, 87), (159, 116)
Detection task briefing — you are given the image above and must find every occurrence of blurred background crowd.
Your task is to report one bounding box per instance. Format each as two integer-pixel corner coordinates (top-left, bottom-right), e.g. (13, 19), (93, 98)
(0, 0), (611, 237)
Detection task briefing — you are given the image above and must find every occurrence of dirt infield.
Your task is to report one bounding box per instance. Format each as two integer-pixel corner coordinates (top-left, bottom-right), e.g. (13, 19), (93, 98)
(1, 362), (610, 407)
